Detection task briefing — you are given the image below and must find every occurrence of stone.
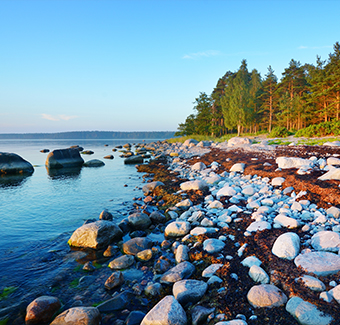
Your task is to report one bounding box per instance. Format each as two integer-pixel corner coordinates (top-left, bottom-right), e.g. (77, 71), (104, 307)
(247, 284), (287, 308)
(191, 162), (207, 171)
(0, 152), (34, 175)
(124, 155), (144, 164)
(296, 275), (326, 292)
(126, 311), (146, 325)
(173, 279), (208, 305)
(203, 238), (225, 253)
(68, 220), (123, 249)
(326, 206), (340, 218)
(276, 157), (313, 169)
(311, 231), (340, 252)
(175, 244), (189, 263)
(329, 284), (340, 303)
(136, 249), (153, 262)
(318, 167), (340, 180)
(215, 321), (247, 325)
(241, 256), (262, 268)
(228, 137), (252, 147)
(141, 295), (187, 325)
(99, 209), (113, 221)
(103, 155), (114, 159)
(230, 163), (245, 173)
(145, 282), (162, 296)
(294, 251), (340, 276)
(108, 255), (134, 270)
(165, 221), (191, 237)
(286, 296), (332, 325)
(191, 306), (215, 325)
(190, 227), (218, 236)
(97, 291), (133, 312)
(142, 181), (164, 194)
(202, 263), (223, 277)
(122, 237), (153, 255)
(150, 211), (166, 224)
(103, 245), (119, 257)
(160, 261), (195, 284)
(327, 157), (340, 165)
(271, 177), (285, 186)
(246, 221), (271, 233)
(180, 180), (208, 191)
(154, 258), (171, 274)
(104, 271), (124, 290)
(50, 307), (101, 325)
(45, 148), (84, 169)
(242, 185), (255, 196)
(83, 159), (105, 167)
(25, 296), (61, 325)
(216, 185), (237, 198)
(271, 232), (300, 260)
(249, 265), (269, 284)
(183, 139), (199, 146)
(176, 199), (193, 208)
(273, 214), (300, 229)
(128, 212), (152, 230)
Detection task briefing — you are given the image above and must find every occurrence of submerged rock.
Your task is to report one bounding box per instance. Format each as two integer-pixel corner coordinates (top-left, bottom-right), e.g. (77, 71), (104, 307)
(83, 159), (105, 167)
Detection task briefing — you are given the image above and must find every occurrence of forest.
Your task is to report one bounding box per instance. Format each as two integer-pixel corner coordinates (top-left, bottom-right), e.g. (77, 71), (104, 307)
(176, 42), (340, 138)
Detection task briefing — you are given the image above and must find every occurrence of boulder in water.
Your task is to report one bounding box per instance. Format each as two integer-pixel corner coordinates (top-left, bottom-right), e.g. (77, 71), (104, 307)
(0, 152), (34, 175)
(45, 148), (84, 169)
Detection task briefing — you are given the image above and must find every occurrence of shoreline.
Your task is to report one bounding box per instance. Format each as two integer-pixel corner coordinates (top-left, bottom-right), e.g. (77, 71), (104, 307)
(4, 138), (340, 324)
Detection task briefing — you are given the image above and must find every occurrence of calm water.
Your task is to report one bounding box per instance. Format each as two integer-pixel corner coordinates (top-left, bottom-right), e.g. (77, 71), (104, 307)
(0, 139), (156, 291)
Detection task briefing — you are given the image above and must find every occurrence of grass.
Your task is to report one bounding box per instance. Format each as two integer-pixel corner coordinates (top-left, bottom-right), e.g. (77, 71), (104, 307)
(267, 139), (293, 146)
(296, 137), (340, 146)
(167, 134), (236, 144)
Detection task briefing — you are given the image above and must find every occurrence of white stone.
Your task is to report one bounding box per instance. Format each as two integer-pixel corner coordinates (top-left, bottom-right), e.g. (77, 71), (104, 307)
(311, 231), (340, 252)
(246, 221), (271, 233)
(320, 291), (333, 303)
(249, 265), (269, 284)
(175, 245), (189, 263)
(327, 157), (340, 165)
(318, 167), (340, 180)
(227, 137), (252, 147)
(273, 214), (300, 229)
(191, 162), (206, 171)
(286, 296), (332, 325)
(242, 186), (255, 196)
(203, 238), (225, 253)
(165, 221), (191, 237)
(216, 185), (237, 198)
(190, 227), (218, 236)
(202, 263), (223, 278)
(241, 256), (262, 268)
(297, 275), (326, 292)
(291, 201), (302, 211)
(215, 320), (247, 325)
(175, 199), (193, 208)
(247, 284), (287, 308)
(294, 251), (340, 276)
(230, 163), (245, 173)
(327, 206), (340, 218)
(272, 232), (300, 260)
(271, 177), (285, 186)
(329, 284), (340, 304)
(207, 200), (224, 209)
(276, 157), (314, 169)
(180, 180), (208, 191)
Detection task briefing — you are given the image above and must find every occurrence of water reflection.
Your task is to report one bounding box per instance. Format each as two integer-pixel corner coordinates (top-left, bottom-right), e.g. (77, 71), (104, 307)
(0, 174), (31, 188)
(46, 166), (82, 180)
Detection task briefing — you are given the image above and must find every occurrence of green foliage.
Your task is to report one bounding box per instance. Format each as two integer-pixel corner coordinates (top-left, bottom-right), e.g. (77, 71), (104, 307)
(0, 319), (8, 325)
(0, 287), (17, 300)
(295, 120), (340, 137)
(269, 126), (290, 138)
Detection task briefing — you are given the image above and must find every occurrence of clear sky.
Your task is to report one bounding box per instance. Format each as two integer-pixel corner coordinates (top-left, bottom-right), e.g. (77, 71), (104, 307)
(0, 0), (339, 133)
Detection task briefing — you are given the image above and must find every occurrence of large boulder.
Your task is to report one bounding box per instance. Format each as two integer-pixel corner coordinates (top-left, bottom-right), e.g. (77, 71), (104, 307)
(276, 157), (313, 169)
(173, 279), (208, 305)
(0, 152), (34, 175)
(25, 296), (61, 325)
(124, 155), (144, 164)
(128, 212), (152, 229)
(45, 148), (84, 169)
(271, 232), (300, 260)
(122, 237), (153, 255)
(227, 137), (252, 147)
(68, 220), (123, 249)
(311, 231), (340, 252)
(247, 284), (287, 308)
(50, 307), (101, 325)
(141, 295), (187, 325)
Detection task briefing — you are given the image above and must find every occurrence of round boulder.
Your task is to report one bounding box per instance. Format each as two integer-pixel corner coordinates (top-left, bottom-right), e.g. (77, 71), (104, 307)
(0, 152), (34, 175)
(25, 296), (61, 325)
(164, 221), (191, 237)
(271, 232), (300, 260)
(50, 307), (101, 325)
(122, 237), (153, 256)
(247, 284), (287, 308)
(128, 212), (152, 230)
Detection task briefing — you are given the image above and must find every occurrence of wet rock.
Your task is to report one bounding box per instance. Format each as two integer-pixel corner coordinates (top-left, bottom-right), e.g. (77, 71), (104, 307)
(124, 155), (144, 164)
(165, 221), (191, 237)
(104, 271), (124, 290)
(203, 238), (225, 253)
(136, 249), (153, 261)
(296, 275), (326, 292)
(175, 244), (189, 263)
(130, 230), (147, 238)
(97, 291), (134, 312)
(108, 255), (134, 270)
(247, 284), (287, 308)
(160, 261), (195, 284)
(103, 155), (114, 159)
(83, 159), (105, 167)
(173, 279), (208, 305)
(25, 296), (61, 325)
(271, 232), (300, 260)
(154, 258), (171, 274)
(191, 305), (215, 325)
(141, 295), (187, 325)
(68, 220), (123, 249)
(150, 211), (166, 224)
(286, 296), (332, 325)
(142, 181), (164, 194)
(99, 209), (113, 221)
(103, 245), (119, 257)
(128, 212), (152, 230)
(311, 231), (340, 252)
(145, 282), (162, 296)
(50, 307), (101, 325)
(45, 148), (84, 169)
(294, 251), (340, 276)
(83, 261), (96, 272)
(0, 152), (34, 175)
(126, 311), (146, 325)
(122, 237), (153, 255)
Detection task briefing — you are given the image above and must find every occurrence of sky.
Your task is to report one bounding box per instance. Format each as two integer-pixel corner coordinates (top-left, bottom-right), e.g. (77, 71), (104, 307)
(0, 0), (339, 134)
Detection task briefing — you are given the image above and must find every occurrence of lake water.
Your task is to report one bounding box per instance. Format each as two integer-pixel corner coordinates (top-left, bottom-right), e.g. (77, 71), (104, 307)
(0, 138), (157, 292)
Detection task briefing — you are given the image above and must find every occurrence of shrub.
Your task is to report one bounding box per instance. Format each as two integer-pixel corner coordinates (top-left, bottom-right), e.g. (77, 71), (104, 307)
(269, 127), (290, 138)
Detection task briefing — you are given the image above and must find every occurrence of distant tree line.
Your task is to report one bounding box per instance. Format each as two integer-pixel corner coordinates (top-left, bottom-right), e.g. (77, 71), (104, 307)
(0, 131), (176, 140)
(176, 42), (340, 137)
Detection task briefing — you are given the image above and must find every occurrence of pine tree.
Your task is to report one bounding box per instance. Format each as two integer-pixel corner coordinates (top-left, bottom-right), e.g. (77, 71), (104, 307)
(261, 66), (277, 132)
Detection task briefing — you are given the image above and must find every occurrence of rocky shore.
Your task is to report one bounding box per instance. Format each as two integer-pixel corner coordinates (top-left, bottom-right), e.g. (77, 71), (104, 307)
(4, 137), (340, 325)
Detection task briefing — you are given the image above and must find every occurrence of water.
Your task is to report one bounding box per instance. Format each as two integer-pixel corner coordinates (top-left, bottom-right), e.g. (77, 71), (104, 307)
(0, 139), (156, 294)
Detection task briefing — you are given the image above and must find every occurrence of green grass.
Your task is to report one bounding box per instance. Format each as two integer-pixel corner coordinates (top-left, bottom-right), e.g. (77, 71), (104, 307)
(267, 139), (292, 145)
(69, 279), (79, 288)
(296, 137), (340, 146)
(0, 287), (17, 300)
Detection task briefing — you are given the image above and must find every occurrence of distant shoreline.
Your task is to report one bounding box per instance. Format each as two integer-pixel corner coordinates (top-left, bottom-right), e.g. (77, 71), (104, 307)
(0, 131), (176, 140)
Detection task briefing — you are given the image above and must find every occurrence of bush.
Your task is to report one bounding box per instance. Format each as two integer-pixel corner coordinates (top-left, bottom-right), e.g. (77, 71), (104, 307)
(269, 127), (290, 138)
(295, 121), (340, 138)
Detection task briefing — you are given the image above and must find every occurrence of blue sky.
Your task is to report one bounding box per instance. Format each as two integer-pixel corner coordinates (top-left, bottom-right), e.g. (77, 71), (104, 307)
(0, 0), (339, 133)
